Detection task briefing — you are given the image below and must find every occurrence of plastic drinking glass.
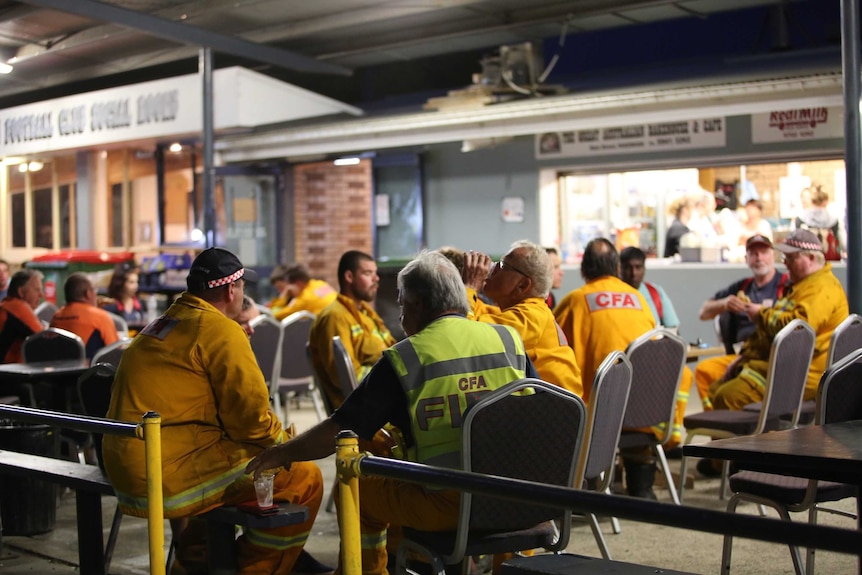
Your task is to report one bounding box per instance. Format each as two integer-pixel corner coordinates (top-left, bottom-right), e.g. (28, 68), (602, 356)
(254, 471), (275, 508)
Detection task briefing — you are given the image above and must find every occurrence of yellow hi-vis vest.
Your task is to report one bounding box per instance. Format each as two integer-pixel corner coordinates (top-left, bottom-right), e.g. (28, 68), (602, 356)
(383, 316), (527, 468)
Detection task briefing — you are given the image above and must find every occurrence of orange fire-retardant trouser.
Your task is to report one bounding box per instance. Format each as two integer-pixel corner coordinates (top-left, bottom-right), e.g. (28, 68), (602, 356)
(694, 354), (737, 410)
(340, 475), (460, 575)
(177, 461), (323, 575)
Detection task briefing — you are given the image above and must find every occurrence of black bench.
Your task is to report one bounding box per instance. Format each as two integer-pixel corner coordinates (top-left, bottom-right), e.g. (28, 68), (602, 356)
(0, 449), (114, 575)
(502, 553), (699, 575)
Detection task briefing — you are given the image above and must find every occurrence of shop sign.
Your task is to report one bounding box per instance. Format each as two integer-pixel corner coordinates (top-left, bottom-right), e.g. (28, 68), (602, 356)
(535, 118), (725, 159)
(0, 74), (196, 156)
(751, 106), (843, 143)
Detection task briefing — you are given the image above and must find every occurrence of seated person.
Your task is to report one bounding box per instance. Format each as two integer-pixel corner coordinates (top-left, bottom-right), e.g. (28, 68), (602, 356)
(268, 264), (291, 313)
(0, 269), (44, 363)
(620, 246), (693, 448)
(461, 240), (582, 397)
(50, 272), (119, 360)
(694, 235), (788, 409)
(102, 264), (145, 326)
(103, 247), (323, 575)
(237, 295), (261, 338)
(309, 251), (396, 409)
(707, 230), (847, 412)
(273, 263), (337, 320)
(246, 250), (533, 575)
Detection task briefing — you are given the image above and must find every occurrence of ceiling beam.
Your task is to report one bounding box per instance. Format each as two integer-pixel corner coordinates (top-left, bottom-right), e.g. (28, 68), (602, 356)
(15, 0), (351, 76)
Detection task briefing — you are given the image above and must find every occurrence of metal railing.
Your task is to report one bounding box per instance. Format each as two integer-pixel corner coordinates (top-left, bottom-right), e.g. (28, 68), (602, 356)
(334, 431), (862, 575)
(0, 404), (165, 575)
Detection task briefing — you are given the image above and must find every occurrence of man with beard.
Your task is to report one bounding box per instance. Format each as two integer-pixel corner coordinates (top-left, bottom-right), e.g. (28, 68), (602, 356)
(694, 234), (789, 411)
(309, 250), (396, 409)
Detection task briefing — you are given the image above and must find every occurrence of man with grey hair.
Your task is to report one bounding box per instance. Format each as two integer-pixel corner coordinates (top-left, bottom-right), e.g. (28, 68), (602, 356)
(247, 250), (534, 575)
(708, 229), (848, 410)
(462, 240), (582, 397)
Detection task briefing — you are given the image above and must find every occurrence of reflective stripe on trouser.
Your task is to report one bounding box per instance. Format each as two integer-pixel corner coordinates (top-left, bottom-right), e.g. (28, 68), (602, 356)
(228, 460), (323, 575)
(709, 361), (768, 411)
(340, 474), (460, 575)
(694, 354), (736, 410)
(648, 366), (693, 449)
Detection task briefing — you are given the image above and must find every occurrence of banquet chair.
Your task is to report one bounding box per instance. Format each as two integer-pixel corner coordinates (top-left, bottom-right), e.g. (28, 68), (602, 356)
(721, 347), (862, 575)
(332, 335), (359, 400)
(744, 313), (862, 425)
(34, 301), (58, 326)
(20, 327), (86, 411)
(396, 378), (587, 575)
(619, 328), (687, 505)
(577, 351), (632, 559)
(678, 319), (815, 501)
(248, 314), (284, 394)
(22, 327), (85, 363)
(321, 335), (361, 513)
(105, 312), (130, 339)
(92, 338), (134, 368)
(274, 311), (326, 423)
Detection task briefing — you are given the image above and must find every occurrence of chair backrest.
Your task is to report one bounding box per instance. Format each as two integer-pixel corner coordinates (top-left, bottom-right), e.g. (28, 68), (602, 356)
(34, 301), (58, 324)
(91, 338), (133, 367)
(22, 327), (85, 362)
(622, 328), (687, 443)
(826, 313), (862, 367)
(105, 312), (130, 339)
(758, 318), (816, 431)
(76, 362), (117, 471)
(278, 311), (315, 381)
(456, 378), (586, 561)
(579, 351), (633, 487)
(817, 347), (862, 425)
(249, 314), (284, 385)
(332, 335), (359, 399)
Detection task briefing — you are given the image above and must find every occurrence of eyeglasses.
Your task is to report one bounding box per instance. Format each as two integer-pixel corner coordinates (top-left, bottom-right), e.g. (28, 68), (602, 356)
(496, 259), (529, 278)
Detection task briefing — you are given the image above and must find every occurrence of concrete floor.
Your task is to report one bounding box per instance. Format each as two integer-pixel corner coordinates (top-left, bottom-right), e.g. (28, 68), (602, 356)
(0, 399), (857, 575)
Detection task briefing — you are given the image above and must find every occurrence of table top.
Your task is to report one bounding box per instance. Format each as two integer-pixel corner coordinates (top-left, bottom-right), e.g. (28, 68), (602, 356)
(684, 420), (862, 485)
(686, 344), (726, 362)
(0, 359), (90, 382)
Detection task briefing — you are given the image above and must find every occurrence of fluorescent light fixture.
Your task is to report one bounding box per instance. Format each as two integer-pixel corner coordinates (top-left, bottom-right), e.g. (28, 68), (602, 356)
(17, 163), (27, 173)
(0, 63), (12, 74)
(28, 161), (43, 172)
(169, 142), (183, 153)
(334, 157), (360, 166)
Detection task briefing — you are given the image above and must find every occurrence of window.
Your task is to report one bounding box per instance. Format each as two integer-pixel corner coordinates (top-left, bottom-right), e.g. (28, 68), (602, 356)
(10, 191), (25, 247)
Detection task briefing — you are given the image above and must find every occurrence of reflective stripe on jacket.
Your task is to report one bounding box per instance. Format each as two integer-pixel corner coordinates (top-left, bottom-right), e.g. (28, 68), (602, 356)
(384, 317), (527, 468)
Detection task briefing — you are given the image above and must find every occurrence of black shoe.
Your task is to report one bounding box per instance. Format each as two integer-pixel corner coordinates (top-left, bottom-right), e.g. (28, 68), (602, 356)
(696, 458), (722, 478)
(293, 550), (335, 575)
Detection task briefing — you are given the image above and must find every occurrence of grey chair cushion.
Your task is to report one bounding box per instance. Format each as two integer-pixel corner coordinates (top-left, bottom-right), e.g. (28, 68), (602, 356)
(683, 409), (781, 436)
(729, 470), (857, 506)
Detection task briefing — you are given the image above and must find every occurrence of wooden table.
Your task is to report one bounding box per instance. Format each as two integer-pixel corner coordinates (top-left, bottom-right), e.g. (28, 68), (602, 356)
(684, 420), (862, 572)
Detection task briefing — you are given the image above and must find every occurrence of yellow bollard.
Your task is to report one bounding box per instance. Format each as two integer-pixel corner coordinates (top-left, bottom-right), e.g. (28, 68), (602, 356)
(142, 411), (166, 575)
(337, 430), (363, 575)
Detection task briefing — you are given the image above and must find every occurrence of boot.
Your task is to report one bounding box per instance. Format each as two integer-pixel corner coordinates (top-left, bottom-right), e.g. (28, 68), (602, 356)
(623, 461), (658, 500)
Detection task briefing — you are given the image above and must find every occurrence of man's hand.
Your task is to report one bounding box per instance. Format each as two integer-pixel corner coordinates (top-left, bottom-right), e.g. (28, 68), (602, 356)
(724, 294), (749, 314)
(744, 303), (763, 321)
(462, 251), (492, 292)
(246, 444), (290, 480)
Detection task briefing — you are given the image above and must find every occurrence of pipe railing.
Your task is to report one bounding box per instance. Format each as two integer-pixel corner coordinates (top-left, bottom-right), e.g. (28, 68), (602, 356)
(334, 431), (861, 575)
(0, 404), (165, 575)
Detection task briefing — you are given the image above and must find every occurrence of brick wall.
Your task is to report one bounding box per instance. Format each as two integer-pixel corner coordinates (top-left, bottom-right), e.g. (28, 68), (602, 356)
(293, 159), (373, 286)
